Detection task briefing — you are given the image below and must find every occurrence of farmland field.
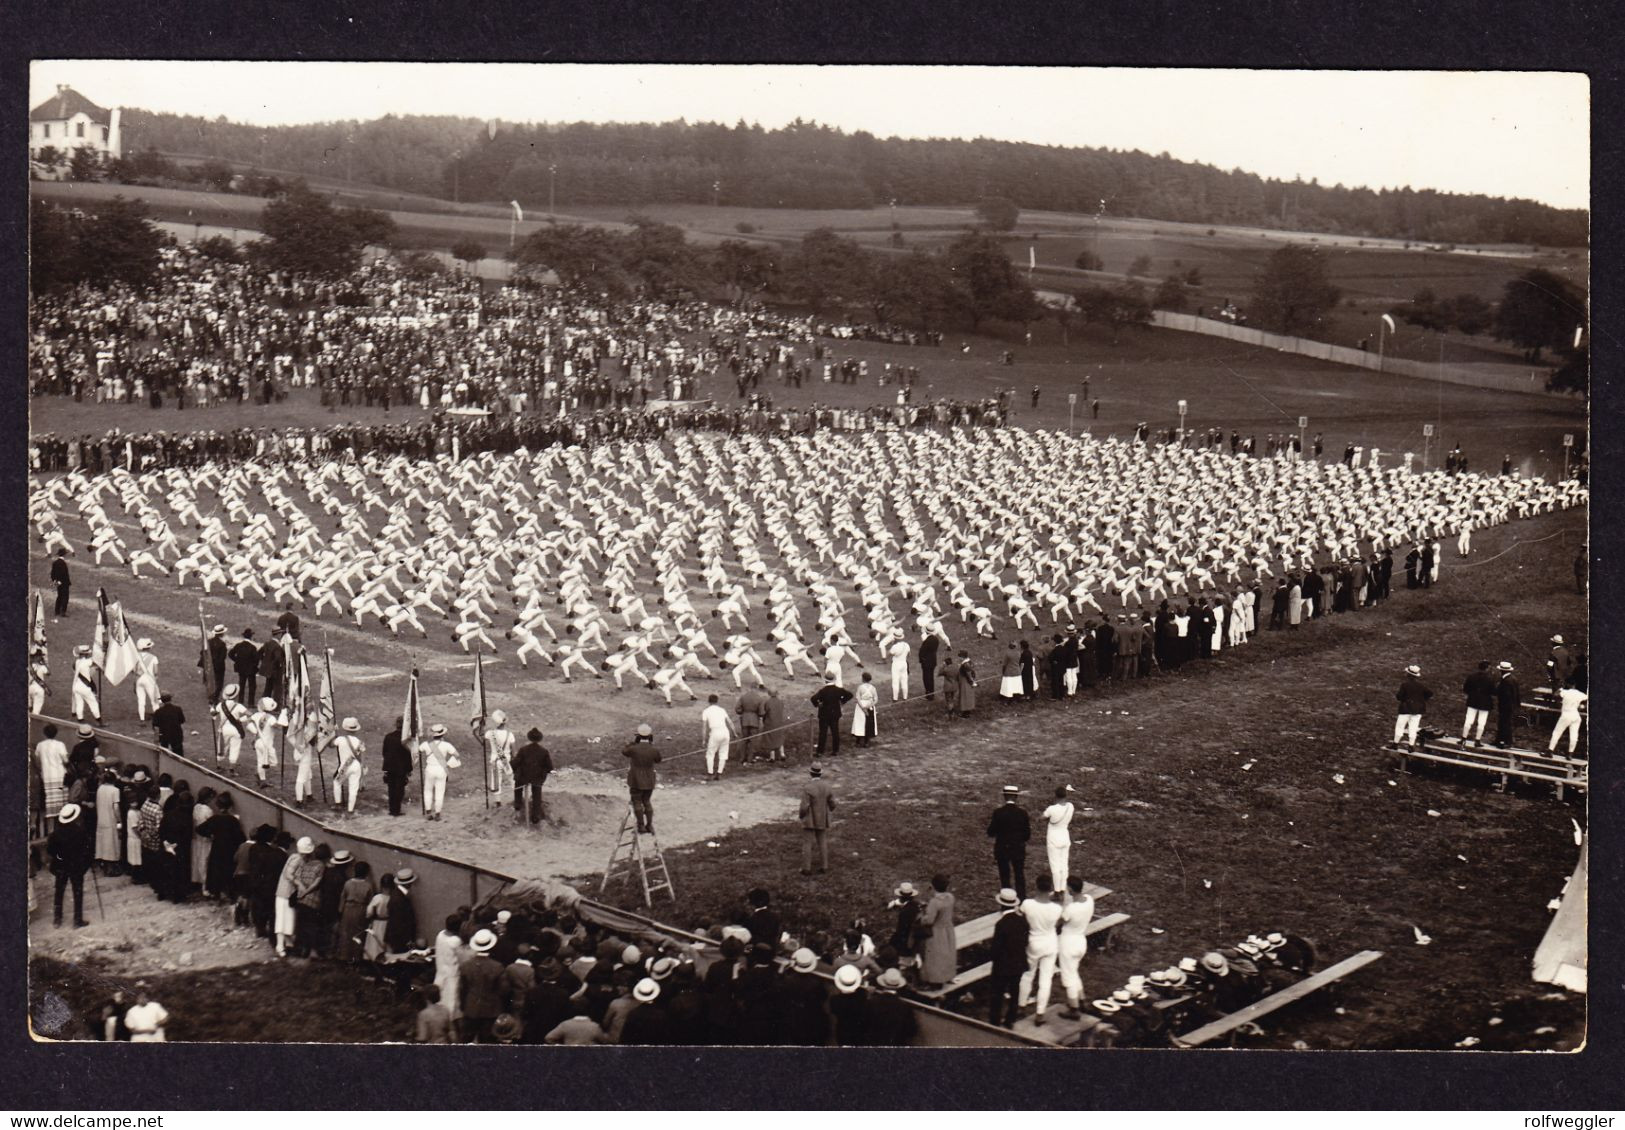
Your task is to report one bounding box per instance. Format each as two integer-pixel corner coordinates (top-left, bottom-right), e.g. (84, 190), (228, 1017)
(35, 179), (1586, 368)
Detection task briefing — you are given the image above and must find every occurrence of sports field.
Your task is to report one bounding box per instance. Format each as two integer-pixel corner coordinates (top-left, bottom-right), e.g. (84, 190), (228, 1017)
(28, 315), (1587, 1048)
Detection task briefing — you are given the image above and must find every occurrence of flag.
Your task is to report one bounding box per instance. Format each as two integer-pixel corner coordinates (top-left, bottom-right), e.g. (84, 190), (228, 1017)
(1381, 313), (1396, 334)
(286, 649), (308, 732)
(402, 667), (424, 753)
(1029, 246), (1036, 271)
(312, 649), (337, 754)
(510, 200), (524, 223)
(104, 600), (141, 686)
(94, 589), (109, 669)
(470, 651), (487, 740)
(1574, 324), (1585, 349)
(197, 604), (217, 702)
(29, 591), (46, 658)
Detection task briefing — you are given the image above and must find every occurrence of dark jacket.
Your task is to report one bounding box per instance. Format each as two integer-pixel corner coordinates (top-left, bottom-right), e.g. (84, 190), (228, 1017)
(258, 640), (286, 688)
(1463, 669), (1497, 711)
(228, 640), (260, 676)
(151, 702), (186, 742)
(918, 634), (941, 674)
(381, 729), (413, 783)
(810, 683), (853, 720)
(623, 740), (662, 790)
(459, 952), (508, 1020)
(1496, 674), (1521, 712)
(51, 557), (71, 589)
(990, 909), (1029, 977)
(987, 803), (1030, 849)
(514, 741), (554, 787)
(863, 991), (919, 1046)
(47, 819), (93, 876)
(1396, 676), (1432, 714)
(384, 885), (418, 952)
(276, 609), (302, 640)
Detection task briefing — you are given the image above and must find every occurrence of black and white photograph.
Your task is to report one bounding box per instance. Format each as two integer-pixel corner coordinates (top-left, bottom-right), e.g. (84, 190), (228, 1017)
(22, 58), (1591, 1064)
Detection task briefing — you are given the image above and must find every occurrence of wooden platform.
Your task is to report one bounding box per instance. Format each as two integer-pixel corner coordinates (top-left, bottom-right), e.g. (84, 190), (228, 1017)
(1172, 950), (1385, 1047)
(1394, 737), (1586, 798)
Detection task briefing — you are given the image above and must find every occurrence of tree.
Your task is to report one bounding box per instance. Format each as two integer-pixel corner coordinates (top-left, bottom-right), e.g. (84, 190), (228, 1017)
(1127, 254), (1152, 278)
(451, 238), (487, 268)
(1493, 268), (1586, 360)
(196, 158), (235, 192)
(396, 249), (447, 279)
(620, 217), (702, 300)
(515, 223), (624, 293)
(30, 197), (163, 294)
(944, 231), (1039, 328)
(711, 240), (777, 304)
(1548, 346), (1587, 395)
(1154, 273), (1189, 312)
(195, 234), (242, 263)
(341, 205), (397, 250)
(255, 183), (370, 277)
(875, 250), (960, 331)
(68, 146), (104, 182)
(33, 145), (65, 174)
(1074, 281), (1151, 343)
(975, 196), (1020, 232)
(1250, 243), (1341, 336)
(788, 228), (869, 315)
(1447, 292), (1492, 336)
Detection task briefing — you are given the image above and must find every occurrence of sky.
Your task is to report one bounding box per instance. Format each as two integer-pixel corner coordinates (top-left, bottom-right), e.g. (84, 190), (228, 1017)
(29, 62), (1590, 210)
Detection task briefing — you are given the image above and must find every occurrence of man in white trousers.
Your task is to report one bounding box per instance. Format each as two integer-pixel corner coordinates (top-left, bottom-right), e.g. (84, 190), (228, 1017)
(1017, 877), (1063, 1026)
(886, 635), (911, 700)
(71, 645), (101, 723)
(699, 693), (737, 782)
(133, 639), (161, 720)
(421, 723), (460, 820)
(1549, 686), (1587, 754)
(1055, 876), (1096, 1021)
(332, 717), (365, 813)
(1042, 785), (1076, 894)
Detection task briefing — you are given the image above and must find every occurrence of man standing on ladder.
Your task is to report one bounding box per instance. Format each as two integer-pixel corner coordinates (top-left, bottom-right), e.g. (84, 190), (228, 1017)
(623, 723), (662, 834)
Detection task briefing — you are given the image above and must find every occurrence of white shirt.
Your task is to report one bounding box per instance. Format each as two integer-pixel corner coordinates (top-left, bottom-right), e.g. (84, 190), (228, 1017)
(1020, 898), (1062, 955)
(1043, 801), (1074, 847)
(125, 1001), (169, 1041)
(701, 704), (732, 737)
(1059, 895), (1095, 943)
(1558, 687), (1588, 716)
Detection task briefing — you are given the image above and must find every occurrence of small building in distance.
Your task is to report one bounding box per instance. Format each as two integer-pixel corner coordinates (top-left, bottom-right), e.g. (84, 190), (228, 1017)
(29, 84), (122, 177)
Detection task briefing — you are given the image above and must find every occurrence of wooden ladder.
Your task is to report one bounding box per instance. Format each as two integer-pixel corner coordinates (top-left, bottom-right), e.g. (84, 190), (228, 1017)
(600, 805), (675, 908)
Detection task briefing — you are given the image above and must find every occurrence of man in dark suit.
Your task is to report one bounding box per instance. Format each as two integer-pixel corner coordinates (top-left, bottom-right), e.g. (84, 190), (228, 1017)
(1547, 635), (1576, 688)
(200, 624), (228, 704)
(50, 550), (72, 616)
(258, 629), (287, 706)
(1460, 660), (1496, 746)
(918, 632), (941, 700)
(276, 603), (302, 641)
(513, 727), (554, 824)
(987, 785), (1031, 899)
(150, 693), (186, 757)
(48, 802), (94, 928)
(809, 680), (853, 757)
(1494, 660), (1521, 748)
(988, 888), (1028, 1028)
(1094, 618), (1116, 683)
(798, 763), (836, 875)
(622, 722), (662, 833)
(381, 717), (412, 816)
(745, 888), (782, 949)
(228, 628), (261, 705)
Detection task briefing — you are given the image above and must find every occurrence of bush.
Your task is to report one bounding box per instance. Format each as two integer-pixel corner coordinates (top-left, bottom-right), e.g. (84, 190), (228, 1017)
(1074, 250), (1104, 272)
(734, 221), (757, 234)
(194, 235), (241, 263)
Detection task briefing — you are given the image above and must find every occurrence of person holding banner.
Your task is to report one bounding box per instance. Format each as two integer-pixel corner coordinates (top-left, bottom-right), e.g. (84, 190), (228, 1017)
(134, 639), (161, 720)
(29, 649), (50, 715)
(382, 717), (412, 817)
(71, 644), (101, 723)
(421, 724), (461, 821)
(251, 696), (284, 787)
(216, 686), (249, 769)
(332, 718), (365, 814)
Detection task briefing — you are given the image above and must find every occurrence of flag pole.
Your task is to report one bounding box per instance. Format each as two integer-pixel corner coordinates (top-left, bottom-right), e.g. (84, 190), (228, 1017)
(200, 603), (220, 770)
(96, 589), (107, 710)
(476, 651), (489, 811)
(314, 650), (329, 805)
(412, 662), (426, 817)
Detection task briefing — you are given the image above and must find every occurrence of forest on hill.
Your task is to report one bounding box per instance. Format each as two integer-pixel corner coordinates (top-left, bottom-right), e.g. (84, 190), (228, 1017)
(119, 109), (1588, 247)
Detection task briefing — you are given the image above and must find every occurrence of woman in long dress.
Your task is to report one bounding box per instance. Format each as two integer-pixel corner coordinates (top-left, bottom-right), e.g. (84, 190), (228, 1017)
(191, 787), (216, 890)
(916, 875), (958, 990)
(997, 645), (1023, 702)
(954, 653), (977, 718)
(94, 772), (121, 875)
(433, 917), (465, 1025)
(335, 862), (374, 962)
(850, 672), (879, 747)
(362, 874), (394, 961)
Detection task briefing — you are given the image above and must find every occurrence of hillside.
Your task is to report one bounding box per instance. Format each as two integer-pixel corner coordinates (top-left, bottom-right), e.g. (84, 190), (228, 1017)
(117, 110), (1588, 248)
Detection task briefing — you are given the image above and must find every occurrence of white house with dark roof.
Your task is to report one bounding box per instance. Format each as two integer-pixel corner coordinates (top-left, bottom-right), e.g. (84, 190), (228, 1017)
(29, 84), (122, 173)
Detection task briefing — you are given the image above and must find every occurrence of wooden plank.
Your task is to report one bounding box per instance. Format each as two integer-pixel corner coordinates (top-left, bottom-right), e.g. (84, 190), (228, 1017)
(1172, 950), (1383, 1048)
(1405, 742), (1588, 787)
(954, 884), (1112, 949)
(918, 913), (1132, 1000)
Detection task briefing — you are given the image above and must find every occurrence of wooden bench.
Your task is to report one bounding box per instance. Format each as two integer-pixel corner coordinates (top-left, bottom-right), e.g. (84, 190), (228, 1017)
(953, 882), (1112, 950)
(916, 911), (1132, 1001)
(1396, 738), (1587, 799)
(1171, 950), (1384, 1047)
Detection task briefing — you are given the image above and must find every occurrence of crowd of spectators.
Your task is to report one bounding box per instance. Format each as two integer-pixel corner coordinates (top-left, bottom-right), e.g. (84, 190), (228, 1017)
(29, 245), (940, 416)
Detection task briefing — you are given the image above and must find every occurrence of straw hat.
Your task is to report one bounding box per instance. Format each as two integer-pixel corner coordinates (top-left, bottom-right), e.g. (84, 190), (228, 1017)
(295, 836), (314, 855)
(633, 978), (661, 1003)
(790, 948), (818, 973)
(259, 697), (277, 711)
(470, 929), (497, 954)
(833, 965), (863, 994)
(58, 803), (82, 825)
(394, 868), (417, 887)
(429, 724), (447, 737)
(996, 888), (1020, 908)
(341, 717), (360, 732)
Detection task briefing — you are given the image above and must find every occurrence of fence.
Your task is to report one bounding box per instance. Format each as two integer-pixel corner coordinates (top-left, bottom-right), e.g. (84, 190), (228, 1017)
(1151, 310), (1557, 397)
(29, 712), (1040, 1047)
